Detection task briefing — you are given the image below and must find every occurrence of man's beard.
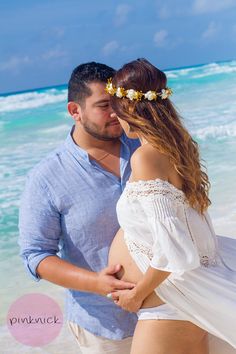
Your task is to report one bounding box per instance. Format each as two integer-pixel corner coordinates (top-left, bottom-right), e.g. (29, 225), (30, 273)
(82, 120), (123, 141)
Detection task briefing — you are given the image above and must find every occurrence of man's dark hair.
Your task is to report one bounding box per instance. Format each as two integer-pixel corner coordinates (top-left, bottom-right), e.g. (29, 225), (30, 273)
(68, 62), (115, 106)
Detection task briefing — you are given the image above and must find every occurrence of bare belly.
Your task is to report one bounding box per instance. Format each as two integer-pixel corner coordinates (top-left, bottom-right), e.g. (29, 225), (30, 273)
(108, 229), (164, 308)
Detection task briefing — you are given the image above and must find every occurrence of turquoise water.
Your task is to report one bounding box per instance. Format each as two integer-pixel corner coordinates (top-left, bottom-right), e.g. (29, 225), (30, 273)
(0, 60), (236, 352)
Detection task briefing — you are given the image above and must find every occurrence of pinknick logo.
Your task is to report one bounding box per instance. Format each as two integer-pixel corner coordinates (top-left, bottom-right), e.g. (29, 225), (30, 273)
(7, 293), (63, 347)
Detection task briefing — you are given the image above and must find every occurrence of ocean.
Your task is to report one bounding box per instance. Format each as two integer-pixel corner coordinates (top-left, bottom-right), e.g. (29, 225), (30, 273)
(0, 60), (236, 353)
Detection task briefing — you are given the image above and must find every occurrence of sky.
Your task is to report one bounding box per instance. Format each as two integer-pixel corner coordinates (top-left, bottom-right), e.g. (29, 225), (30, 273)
(0, 0), (236, 94)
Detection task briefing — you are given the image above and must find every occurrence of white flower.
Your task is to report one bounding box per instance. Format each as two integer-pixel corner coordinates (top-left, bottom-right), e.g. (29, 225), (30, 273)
(116, 87), (124, 98)
(107, 83), (113, 89)
(126, 89), (137, 101)
(160, 89), (168, 99)
(144, 91), (157, 100)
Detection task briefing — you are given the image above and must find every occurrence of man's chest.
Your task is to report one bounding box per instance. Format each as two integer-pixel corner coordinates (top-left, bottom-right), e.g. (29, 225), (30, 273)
(57, 176), (122, 243)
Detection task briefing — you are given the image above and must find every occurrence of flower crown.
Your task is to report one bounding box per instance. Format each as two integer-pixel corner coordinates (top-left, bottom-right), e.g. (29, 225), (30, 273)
(105, 78), (173, 101)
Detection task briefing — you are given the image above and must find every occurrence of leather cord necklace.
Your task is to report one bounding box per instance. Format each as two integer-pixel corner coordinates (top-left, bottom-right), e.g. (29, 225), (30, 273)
(94, 152), (110, 161)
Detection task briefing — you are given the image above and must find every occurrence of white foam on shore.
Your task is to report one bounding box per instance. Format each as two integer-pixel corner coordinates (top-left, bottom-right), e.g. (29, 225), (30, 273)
(166, 61), (236, 80)
(39, 124), (71, 135)
(0, 89), (67, 113)
(166, 72), (178, 78)
(167, 66), (199, 77)
(192, 62), (236, 78)
(193, 122), (236, 140)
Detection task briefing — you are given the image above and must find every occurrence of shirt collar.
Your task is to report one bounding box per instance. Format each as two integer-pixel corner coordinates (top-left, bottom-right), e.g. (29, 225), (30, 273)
(64, 125), (129, 162)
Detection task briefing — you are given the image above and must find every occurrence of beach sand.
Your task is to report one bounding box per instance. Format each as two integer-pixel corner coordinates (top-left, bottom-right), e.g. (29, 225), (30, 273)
(0, 322), (80, 354)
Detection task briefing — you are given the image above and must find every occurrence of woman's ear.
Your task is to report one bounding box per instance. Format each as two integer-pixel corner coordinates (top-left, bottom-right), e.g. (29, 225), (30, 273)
(67, 102), (82, 122)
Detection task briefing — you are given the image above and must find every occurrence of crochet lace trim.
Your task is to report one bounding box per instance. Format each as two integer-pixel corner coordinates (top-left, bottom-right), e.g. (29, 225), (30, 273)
(124, 235), (153, 260)
(125, 235), (217, 268)
(125, 178), (186, 205)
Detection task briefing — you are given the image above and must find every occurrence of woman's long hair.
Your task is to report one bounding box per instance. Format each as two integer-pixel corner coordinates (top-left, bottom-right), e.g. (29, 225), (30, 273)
(110, 58), (211, 213)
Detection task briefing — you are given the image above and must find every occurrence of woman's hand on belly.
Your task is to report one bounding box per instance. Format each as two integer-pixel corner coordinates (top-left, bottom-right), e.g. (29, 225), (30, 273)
(111, 287), (143, 312)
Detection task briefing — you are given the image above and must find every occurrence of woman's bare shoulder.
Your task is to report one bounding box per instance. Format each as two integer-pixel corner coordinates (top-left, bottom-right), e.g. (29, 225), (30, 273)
(130, 144), (171, 182)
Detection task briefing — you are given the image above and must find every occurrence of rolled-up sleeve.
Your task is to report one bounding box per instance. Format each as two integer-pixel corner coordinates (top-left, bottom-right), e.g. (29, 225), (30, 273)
(18, 172), (61, 281)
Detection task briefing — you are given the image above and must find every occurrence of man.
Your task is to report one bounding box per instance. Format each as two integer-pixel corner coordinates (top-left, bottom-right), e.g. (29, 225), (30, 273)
(18, 62), (139, 354)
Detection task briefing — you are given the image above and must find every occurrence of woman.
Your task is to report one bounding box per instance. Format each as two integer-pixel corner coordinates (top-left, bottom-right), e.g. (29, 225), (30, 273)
(107, 59), (236, 354)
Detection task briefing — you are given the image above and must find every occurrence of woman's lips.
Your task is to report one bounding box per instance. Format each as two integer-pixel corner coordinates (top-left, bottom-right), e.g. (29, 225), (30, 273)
(108, 120), (121, 126)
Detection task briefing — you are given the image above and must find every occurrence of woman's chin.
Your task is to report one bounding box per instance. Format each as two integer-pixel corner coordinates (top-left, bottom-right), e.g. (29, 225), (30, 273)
(126, 131), (139, 139)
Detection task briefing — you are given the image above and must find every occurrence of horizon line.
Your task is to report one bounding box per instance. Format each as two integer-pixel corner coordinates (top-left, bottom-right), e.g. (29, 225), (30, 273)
(0, 58), (234, 97)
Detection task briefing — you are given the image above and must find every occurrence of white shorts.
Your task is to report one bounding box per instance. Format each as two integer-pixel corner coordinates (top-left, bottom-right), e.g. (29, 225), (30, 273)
(137, 303), (186, 321)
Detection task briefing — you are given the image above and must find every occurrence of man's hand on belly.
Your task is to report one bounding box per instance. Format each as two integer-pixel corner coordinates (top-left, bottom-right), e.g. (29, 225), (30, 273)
(95, 264), (136, 296)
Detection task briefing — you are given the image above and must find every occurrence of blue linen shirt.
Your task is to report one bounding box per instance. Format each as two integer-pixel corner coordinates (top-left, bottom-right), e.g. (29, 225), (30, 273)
(18, 126), (139, 340)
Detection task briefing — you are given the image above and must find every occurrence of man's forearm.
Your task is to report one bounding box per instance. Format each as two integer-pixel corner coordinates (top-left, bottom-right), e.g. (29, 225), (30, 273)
(36, 255), (99, 293)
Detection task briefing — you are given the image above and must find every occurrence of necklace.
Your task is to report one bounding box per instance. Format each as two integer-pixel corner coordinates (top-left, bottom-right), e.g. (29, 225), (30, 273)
(95, 152), (110, 161)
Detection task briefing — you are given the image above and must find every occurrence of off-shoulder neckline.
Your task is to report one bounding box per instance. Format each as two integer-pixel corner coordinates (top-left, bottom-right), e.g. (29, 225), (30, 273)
(126, 178), (185, 196)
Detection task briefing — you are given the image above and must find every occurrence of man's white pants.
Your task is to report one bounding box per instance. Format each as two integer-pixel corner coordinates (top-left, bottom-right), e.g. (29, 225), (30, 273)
(68, 321), (132, 354)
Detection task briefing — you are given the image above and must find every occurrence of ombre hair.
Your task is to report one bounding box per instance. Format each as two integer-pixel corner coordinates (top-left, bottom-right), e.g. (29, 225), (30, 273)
(110, 58), (211, 213)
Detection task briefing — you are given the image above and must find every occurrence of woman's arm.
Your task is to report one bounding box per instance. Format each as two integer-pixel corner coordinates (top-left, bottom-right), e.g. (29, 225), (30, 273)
(135, 266), (170, 300)
(112, 146), (172, 311)
(112, 266), (170, 312)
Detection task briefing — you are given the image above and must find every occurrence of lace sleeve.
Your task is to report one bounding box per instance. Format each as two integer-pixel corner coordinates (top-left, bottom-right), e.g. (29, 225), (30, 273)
(148, 197), (201, 272)
(124, 179), (201, 273)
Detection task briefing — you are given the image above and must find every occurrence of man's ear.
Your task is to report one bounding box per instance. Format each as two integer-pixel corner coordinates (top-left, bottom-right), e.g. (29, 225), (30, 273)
(67, 102), (82, 122)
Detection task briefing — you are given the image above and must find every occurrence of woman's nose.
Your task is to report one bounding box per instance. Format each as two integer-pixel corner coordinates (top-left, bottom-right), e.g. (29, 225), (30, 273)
(110, 112), (117, 119)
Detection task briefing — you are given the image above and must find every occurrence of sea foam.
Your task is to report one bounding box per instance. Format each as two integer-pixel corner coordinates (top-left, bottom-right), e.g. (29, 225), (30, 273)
(166, 61), (236, 80)
(0, 89), (67, 113)
(193, 122), (236, 140)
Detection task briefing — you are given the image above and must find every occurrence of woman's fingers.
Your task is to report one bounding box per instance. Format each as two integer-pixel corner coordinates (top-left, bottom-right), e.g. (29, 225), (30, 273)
(111, 291), (120, 300)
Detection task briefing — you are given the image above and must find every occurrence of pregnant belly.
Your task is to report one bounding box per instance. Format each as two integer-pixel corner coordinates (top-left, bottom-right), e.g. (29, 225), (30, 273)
(108, 228), (164, 308)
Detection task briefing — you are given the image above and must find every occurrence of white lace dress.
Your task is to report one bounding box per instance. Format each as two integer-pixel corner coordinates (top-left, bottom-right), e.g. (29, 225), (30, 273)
(117, 179), (236, 349)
